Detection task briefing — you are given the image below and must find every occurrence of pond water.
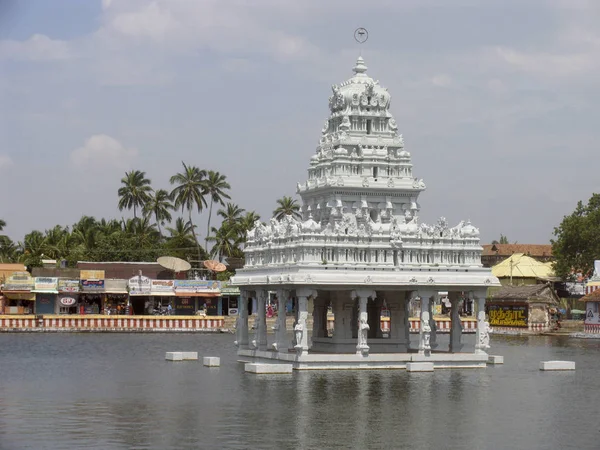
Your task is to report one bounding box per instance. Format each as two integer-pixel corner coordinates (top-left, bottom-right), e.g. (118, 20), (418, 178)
(0, 333), (598, 449)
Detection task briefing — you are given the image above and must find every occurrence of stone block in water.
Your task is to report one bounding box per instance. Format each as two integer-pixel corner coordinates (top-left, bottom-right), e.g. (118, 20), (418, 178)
(539, 360), (575, 371)
(166, 352), (183, 361)
(488, 355), (504, 364)
(244, 363), (293, 374)
(182, 352), (198, 360)
(203, 356), (220, 367)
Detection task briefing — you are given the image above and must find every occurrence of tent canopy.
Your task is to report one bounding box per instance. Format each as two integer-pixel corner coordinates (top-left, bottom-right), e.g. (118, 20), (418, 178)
(492, 253), (554, 279)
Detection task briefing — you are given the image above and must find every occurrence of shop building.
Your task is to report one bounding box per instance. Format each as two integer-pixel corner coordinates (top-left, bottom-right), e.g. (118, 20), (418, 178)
(220, 282), (240, 316)
(33, 277), (59, 314)
(174, 280), (221, 315)
(128, 275), (152, 314)
(2, 272), (35, 314)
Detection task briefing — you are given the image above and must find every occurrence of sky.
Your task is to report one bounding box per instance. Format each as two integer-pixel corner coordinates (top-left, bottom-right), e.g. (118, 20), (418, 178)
(1, 0), (599, 245)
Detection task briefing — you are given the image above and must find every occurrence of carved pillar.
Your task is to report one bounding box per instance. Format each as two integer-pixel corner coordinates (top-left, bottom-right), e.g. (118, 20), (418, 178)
(473, 290), (490, 354)
(418, 291), (435, 356)
(449, 291), (463, 353)
(295, 288), (316, 356)
(273, 288), (290, 352)
(236, 289), (250, 349)
(404, 292), (412, 349)
(427, 294), (438, 350)
(353, 289), (376, 356)
(252, 289), (268, 350)
(291, 295), (298, 350)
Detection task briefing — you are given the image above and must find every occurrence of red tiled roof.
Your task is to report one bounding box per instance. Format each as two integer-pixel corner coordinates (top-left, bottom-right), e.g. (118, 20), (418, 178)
(482, 244), (553, 258)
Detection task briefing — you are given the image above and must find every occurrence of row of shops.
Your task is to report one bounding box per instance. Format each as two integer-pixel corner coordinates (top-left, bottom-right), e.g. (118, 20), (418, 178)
(0, 270), (241, 316)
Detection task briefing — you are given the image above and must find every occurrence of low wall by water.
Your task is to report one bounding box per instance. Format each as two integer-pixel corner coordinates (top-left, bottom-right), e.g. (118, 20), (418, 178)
(0, 315), (225, 332)
(584, 323), (600, 334)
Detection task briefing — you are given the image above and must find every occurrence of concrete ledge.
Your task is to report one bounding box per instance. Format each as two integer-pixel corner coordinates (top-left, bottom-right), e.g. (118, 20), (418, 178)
(540, 360), (575, 371)
(245, 363), (293, 374)
(203, 356), (220, 367)
(166, 352), (183, 361)
(488, 355), (504, 365)
(406, 362), (434, 372)
(182, 352), (198, 361)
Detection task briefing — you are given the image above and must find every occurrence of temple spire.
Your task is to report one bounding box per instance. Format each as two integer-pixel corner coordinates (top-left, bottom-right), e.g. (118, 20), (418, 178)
(353, 56), (368, 75)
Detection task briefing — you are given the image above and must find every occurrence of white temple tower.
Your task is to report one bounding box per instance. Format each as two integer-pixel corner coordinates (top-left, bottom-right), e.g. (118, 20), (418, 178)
(232, 56), (500, 370)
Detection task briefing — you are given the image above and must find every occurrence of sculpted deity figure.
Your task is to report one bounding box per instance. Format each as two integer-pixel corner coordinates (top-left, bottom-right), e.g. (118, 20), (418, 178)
(233, 315), (241, 346)
(479, 321), (491, 349)
(422, 319), (432, 349)
(251, 314), (260, 349)
(357, 316), (370, 354)
(294, 321), (304, 354)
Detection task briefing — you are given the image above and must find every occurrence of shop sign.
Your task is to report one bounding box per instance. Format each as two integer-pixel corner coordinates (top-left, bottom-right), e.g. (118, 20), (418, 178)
(128, 275), (151, 295)
(60, 297), (77, 306)
(174, 280), (221, 293)
(175, 296), (195, 315)
(4, 272), (34, 291)
(34, 277), (58, 291)
(586, 303), (600, 325)
(150, 279), (175, 293)
(81, 279), (105, 291)
(58, 279), (80, 293)
(80, 270), (105, 280)
(488, 304), (528, 327)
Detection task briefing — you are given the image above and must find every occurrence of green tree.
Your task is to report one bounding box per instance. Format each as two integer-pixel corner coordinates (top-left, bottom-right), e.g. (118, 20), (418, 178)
(166, 218), (206, 261)
(207, 222), (239, 260)
(218, 203), (245, 228)
(143, 188), (173, 237)
(273, 196), (302, 221)
(118, 170), (153, 219)
(552, 193), (600, 280)
(491, 234), (511, 245)
(203, 170), (231, 252)
(170, 162), (207, 261)
(0, 236), (18, 263)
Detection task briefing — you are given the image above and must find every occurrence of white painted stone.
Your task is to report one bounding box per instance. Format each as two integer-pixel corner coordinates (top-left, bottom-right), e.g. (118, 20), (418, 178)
(166, 352), (183, 361)
(182, 352), (198, 361)
(203, 356), (220, 367)
(406, 362), (434, 372)
(245, 363), (293, 374)
(488, 355), (504, 364)
(539, 360), (575, 371)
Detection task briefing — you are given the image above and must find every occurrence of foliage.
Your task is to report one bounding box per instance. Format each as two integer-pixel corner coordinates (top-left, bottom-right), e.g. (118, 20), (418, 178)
(273, 196), (302, 221)
(552, 193), (600, 280)
(203, 170), (231, 251)
(118, 170), (153, 219)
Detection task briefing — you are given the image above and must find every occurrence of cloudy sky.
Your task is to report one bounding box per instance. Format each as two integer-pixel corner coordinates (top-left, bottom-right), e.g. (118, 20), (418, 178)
(0, 0), (598, 244)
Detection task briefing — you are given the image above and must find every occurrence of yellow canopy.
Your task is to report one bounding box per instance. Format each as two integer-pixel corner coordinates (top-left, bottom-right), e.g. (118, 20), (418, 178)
(492, 253), (554, 279)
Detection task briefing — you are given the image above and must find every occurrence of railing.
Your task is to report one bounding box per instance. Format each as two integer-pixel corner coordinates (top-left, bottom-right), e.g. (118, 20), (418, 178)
(0, 315), (225, 331)
(326, 316), (477, 334)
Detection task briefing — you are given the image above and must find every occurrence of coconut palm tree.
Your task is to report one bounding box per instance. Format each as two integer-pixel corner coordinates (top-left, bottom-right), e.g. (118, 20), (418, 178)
(0, 236), (18, 263)
(143, 189), (173, 238)
(118, 170), (153, 219)
(207, 222), (238, 261)
(170, 162), (207, 260)
(239, 211), (261, 233)
(273, 196), (302, 221)
(203, 170), (231, 252)
(217, 203), (245, 228)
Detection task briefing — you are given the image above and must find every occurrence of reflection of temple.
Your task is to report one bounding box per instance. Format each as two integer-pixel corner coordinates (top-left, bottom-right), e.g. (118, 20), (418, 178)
(232, 56), (500, 369)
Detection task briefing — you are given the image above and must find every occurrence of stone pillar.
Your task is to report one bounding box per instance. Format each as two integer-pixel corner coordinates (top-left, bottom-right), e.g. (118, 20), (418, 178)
(273, 288), (290, 352)
(235, 289), (250, 349)
(388, 292), (410, 352)
(418, 291), (435, 356)
(294, 288), (316, 356)
(449, 291), (463, 353)
(473, 290), (490, 354)
(353, 290), (376, 356)
(427, 294), (438, 350)
(404, 292), (412, 349)
(252, 289), (268, 350)
(291, 295), (298, 350)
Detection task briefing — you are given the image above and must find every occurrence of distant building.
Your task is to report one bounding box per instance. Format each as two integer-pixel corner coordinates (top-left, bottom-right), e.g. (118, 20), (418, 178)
(481, 244), (553, 268)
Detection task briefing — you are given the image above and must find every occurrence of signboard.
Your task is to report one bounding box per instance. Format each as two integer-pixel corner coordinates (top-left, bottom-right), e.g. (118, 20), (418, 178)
(81, 279), (105, 291)
(488, 304), (528, 327)
(174, 280), (221, 293)
(4, 272), (34, 291)
(60, 297), (77, 306)
(174, 296), (195, 315)
(80, 270), (105, 280)
(34, 277), (58, 291)
(150, 279), (175, 294)
(128, 275), (151, 295)
(586, 303), (600, 325)
(58, 279), (80, 293)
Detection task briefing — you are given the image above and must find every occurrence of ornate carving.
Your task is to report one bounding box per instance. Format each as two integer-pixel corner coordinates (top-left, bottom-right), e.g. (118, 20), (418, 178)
(427, 277), (435, 284)
(364, 276), (372, 284)
(362, 177), (370, 187)
(336, 177), (344, 186)
(479, 321), (491, 349)
(387, 178), (395, 188)
(305, 274), (313, 283)
(409, 277), (418, 284)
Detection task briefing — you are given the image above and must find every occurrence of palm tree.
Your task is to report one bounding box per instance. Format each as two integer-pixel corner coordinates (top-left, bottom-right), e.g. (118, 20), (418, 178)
(143, 189), (173, 237)
(0, 236), (18, 263)
(207, 223), (238, 261)
(203, 170), (231, 252)
(217, 203), (245, 228)
(170, 162), (207, 261)
(118, 170), (153, 219)
(273, 196), (302, 221)
(239, 211), (261, 233)
(0, 219), (6, 231)
(167, 217), (195, 241)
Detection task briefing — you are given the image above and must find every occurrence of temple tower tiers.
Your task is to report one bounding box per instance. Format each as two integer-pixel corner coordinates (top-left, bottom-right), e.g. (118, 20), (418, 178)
(232, 56), (499, 370)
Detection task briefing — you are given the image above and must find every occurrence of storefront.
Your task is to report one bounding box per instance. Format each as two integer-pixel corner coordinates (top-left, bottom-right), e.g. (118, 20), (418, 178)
(80, 270), (106, 314)
(2, 272), (35, 314)
(58, 279), (81, 314)
(220, 283), (240, 316)
(103, 279), (129, 315)
(174, 280), (221, 315)
(150, 279), (175, 313)
(33, 277), (58, 314)
(128, 275), (151, 315)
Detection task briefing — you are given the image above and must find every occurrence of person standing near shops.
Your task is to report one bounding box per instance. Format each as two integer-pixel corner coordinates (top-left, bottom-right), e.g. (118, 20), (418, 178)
(167, 303), (173, 315)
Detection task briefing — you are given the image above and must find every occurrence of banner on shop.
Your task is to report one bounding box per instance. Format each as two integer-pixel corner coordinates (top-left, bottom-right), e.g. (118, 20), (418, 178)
(58, 279), (80, 293)
(34, 277), (58, 291)
(174, 280), (221, 293)
(174, 296), (195, 315)
(4, 272), (35, 291)
(80, 270), (105, 280)
(150, 279), (175, 294)
(81, 279), (105, 291)
(488, 304), (528, 327)
(128, 275), (152, 295)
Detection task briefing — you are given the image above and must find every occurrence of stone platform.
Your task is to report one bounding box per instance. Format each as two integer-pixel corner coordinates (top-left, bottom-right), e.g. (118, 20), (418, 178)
(238, 349), (488, 370)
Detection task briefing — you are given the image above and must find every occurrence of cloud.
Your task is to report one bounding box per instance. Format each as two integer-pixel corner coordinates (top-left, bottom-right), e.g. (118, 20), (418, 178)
(70, 134), (139, 170)
(0, 34), (72, 61)
(0, 154), (14, 171)
(431, 74), (452, 87)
